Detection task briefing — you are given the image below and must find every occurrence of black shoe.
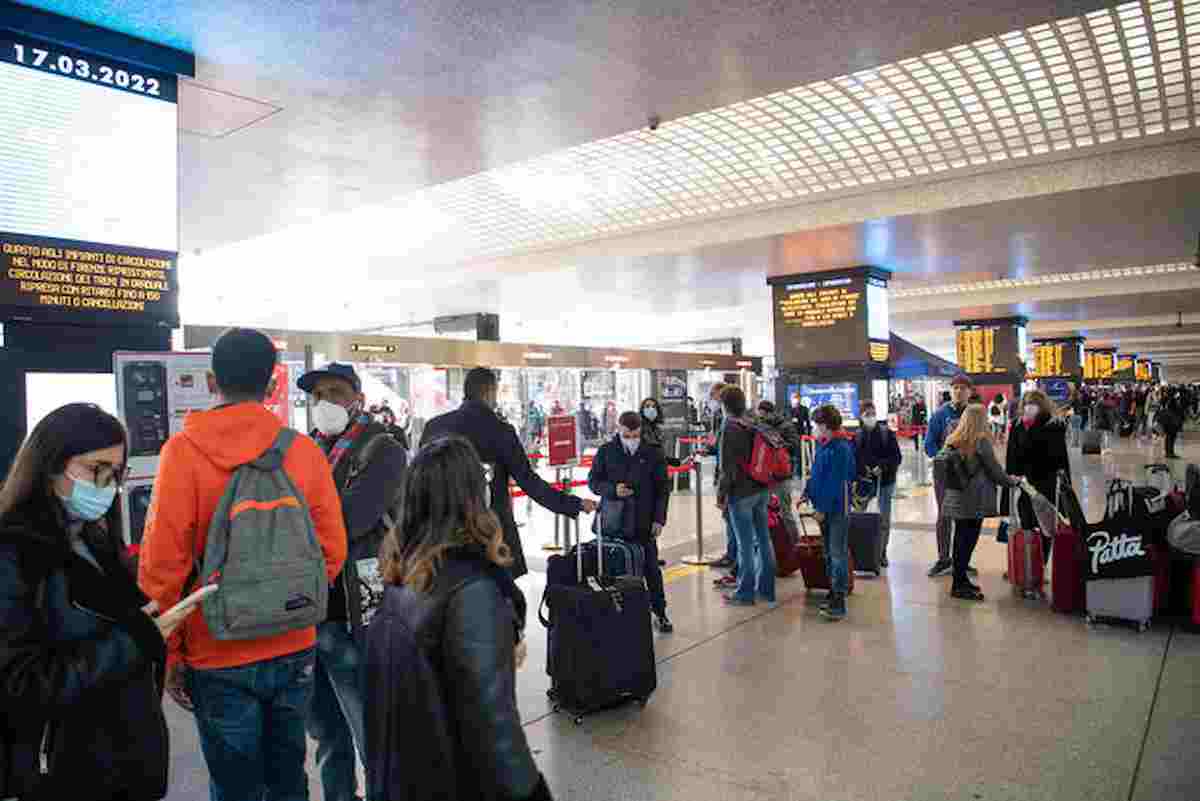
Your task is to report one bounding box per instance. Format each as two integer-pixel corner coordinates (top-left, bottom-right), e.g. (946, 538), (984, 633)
(951, 584), (986, 601)
(880, 556), (890, 568)
(655, 614), (674, 633)
(966, 566), (978, 576)
(711, 556), (735, 568)
(928, 559), (952, 577)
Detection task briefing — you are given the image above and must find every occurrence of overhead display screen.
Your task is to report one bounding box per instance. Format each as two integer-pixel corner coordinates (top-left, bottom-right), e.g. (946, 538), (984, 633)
(772, 272), (889, 366)
(1031, 340), (1083, 378)
(1136, 359), (1152, 382)
(1084, 350), (1115, 380)
(955, 321), (1025, 375)
(0, 30), (178, 325)
(789, 382), (860, 420)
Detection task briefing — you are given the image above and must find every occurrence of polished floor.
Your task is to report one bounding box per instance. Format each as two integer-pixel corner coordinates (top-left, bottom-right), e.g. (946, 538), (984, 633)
(161, 432), (1200, 801)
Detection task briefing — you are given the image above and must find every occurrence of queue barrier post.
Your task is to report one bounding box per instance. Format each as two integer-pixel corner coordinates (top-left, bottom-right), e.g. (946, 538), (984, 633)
(915, 429), (931, 486)
(541, 465), (574, 552)
(681, 459), (725, 566)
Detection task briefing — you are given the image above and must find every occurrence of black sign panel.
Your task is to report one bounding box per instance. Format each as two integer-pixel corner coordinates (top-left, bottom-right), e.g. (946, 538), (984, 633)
(0, 30), (177, 103)
(0, 231), (178, 326)
(955, 319), (1025, 375)
(1086, 524), (1154, 580)
(773, 273), (868, 365)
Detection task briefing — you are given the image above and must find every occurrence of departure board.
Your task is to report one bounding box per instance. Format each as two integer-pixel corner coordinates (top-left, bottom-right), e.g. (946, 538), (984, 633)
(1032, 343), (1064, 377)
(1116, 356), (1135, 373)
(1136, 360), (1152, 382)
(1085, 351), (1115, 380)
(0, 29), (178, 326)
(773, 272), (866, 365)
(956, 327), (997, 373)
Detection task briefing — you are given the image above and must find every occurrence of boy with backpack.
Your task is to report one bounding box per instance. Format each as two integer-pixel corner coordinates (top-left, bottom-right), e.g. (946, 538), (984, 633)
(139, 328), (347, 801)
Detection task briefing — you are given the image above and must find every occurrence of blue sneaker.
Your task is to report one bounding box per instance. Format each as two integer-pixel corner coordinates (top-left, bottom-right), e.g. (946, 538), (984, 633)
(819, 595), (847, 621)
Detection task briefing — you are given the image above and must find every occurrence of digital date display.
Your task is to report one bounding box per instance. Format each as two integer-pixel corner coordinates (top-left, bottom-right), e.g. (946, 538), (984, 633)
(1, 31), (177, 102)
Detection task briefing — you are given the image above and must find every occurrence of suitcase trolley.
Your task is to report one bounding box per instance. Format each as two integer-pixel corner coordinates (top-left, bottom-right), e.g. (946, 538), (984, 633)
(1008, 482), (1049, 600)
(540, 515), (656, 724)
(1051, 471), (1087, 615)
(796, 483), (857, 593)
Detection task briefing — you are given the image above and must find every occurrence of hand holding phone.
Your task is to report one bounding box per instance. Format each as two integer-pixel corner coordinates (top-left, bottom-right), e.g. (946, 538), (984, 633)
(155, 584), (218, 635)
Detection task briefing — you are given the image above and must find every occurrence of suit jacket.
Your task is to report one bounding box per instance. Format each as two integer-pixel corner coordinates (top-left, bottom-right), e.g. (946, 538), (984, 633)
(422, 401), (583, 578)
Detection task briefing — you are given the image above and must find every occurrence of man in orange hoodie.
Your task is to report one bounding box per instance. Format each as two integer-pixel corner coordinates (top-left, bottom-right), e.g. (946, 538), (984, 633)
(139, 328), (347, 801)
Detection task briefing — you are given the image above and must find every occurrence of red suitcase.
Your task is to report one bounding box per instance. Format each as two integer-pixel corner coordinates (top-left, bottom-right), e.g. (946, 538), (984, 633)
(796, 534), (855, 594)
(1009, 527), (1045, 599)
(1051, 522), (1086, 613)
(1148, 543), (1171, 613)
(769, 498), (803, 578)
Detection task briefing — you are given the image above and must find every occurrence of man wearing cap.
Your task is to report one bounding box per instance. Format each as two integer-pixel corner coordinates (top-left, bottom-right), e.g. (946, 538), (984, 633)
(421, 367), (597, 579)
(924, 375), (974, 578)
(298, 362), (408, 801)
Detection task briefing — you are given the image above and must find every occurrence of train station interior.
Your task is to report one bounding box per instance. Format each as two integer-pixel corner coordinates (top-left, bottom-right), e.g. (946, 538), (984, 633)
(2, 0), (1200, 800)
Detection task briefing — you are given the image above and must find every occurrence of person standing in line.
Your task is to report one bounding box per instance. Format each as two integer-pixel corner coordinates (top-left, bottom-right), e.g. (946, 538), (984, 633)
(588, 412), (673, 633)
(365, 437), (553, 801)
(421, 368), (597, 579)
(718, 387), (776, 608)
(298, 363), (409, 801)
(0, 404), (179, 801)
(139, 328), (348, 801)
(941, 404), (1022, 601)
(803, 405), (857, 621)
(757, 400), (803, 545)
(925, 376), (974, 578)
(1156, 390), (1185, 459)
(853, 401), (902, 568)
(1005, 389), (1071, 564)
(988, 394), (1008, 441)
(707, 384), (739, 582)
(639, 397), (666, 449)
(910, 396), (929, 454)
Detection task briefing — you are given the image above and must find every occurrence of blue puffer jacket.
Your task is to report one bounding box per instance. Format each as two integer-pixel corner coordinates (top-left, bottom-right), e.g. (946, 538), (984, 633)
(805, 437), (857, 516)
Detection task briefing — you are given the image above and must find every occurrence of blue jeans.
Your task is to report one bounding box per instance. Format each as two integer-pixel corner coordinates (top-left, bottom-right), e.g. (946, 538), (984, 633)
(187, 647), (316, 801)
(722, 506), (737, 563)
(820, 511), (850, 597)
(728, 490), (775, 603)
(877, 482), (895, 560)
(307, 622), (368, 801)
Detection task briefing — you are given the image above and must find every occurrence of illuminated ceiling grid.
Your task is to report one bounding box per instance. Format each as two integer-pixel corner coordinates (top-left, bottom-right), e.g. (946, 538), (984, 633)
(400, 0), (1199, 263)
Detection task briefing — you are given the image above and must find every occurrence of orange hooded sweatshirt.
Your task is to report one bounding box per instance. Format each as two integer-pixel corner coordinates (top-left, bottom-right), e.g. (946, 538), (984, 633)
(138, 402), (347, 670)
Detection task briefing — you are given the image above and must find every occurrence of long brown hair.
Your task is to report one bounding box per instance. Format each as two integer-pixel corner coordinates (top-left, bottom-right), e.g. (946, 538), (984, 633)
(944, 403), (990, 457)
(0, 403), (127, 531)
(379, 435), (510, 592)
(1020, 389), (1055, 419)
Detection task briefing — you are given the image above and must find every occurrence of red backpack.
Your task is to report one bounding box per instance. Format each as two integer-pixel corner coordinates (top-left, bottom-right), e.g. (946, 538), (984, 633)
(742, 423), (792, 486)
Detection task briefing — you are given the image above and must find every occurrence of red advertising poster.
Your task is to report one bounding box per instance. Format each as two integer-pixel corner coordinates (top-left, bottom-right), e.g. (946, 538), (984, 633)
(547, 415), (578, 466)
(264, 362), (289, 423)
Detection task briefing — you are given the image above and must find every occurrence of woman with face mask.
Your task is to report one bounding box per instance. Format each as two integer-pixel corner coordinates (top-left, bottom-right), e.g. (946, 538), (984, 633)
(1005, 389), (1071, 565)
(0, 404), (179, 801)
(639, 398), (665, 449)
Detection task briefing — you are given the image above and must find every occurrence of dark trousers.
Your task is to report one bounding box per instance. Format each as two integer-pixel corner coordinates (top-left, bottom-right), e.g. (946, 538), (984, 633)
(642, 536), (666, 615)
(1166, 430), (1179, 457)
(952, 519), (983, 587)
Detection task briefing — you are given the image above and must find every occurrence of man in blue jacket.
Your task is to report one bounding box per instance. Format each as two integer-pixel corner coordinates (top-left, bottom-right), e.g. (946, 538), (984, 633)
(803, 405), (857, 621)
(588, 411), (673, 632)
(924, 375), (973, 577)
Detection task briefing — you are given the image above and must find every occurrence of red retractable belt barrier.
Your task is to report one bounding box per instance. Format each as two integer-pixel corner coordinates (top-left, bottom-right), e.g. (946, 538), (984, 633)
(509, 459), (696, 496)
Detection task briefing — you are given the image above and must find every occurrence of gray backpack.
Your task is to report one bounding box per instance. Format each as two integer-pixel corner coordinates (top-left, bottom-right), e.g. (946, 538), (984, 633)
(197, 429), (328, 640)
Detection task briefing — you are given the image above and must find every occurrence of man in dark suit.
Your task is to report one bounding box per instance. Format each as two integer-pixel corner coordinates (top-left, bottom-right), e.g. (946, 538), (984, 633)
(421, 367), (597, 578)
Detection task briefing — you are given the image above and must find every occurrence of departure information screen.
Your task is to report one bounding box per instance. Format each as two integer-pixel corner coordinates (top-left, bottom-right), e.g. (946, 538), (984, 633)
(1085, 351), (1115, 380)
(1136, 360), (1152, 382)
(773, 272), (888, 365)
(1031, 340), (1083, 377)
(0, 30), (178, 324)
(956, 323), (1024, 374)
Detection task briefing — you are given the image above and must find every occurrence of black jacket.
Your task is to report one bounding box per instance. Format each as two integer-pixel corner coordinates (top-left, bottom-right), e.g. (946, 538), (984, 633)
(422, 401), (584, 578)
(1005, 413), (1071, 501)
(0, 502), (168, 801)
(718, 418), (763, 505)
(854, 424), (903, 486)
(588, 437), (669, 542)
(790, 404), (812, 436)
(319, 421), (409, 623)
(365, 552), (551, 801)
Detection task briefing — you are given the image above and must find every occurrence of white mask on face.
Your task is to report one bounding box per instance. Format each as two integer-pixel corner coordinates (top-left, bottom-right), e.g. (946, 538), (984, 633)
(1023, 403), (1040, 421)
(642, 406), (658, 422)
(314, 400), (351, 436)
(815, 424), (831, 441)
(862, 415), (877, 429)
(622, 436), (640, 454)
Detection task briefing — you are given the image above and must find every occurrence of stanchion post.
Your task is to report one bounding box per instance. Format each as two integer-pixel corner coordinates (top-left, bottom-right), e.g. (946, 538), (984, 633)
(541, 466), (571, 551)
(682, 458), (725, 566)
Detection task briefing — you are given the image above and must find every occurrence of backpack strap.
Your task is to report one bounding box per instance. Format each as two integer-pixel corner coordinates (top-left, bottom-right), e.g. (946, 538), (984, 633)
(346, 432), (394, 488)
(250, 429), (297, 471)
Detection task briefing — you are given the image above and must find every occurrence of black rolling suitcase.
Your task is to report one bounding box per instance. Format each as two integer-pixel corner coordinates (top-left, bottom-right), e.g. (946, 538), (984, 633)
(540, 516), (656, 724)
(848, 512), (882, 576)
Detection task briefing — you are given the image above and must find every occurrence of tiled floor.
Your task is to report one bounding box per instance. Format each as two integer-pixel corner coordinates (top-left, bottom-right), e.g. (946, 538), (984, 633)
(162, 432), (1200, 800)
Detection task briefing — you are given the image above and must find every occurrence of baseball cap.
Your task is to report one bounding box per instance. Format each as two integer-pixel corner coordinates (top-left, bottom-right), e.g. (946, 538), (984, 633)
(298, 362), (361, 394)
(950, 374), (974, 387)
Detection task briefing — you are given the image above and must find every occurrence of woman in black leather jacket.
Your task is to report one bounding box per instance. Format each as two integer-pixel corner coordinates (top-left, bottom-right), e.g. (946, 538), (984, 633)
(365, 435), (552, 801)
(0, 404), (177, 801)
(1006, 390), (1071, 564)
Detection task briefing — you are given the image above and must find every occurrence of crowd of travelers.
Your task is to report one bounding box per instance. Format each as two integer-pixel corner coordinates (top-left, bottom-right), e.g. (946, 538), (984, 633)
(1, 322), (1195, 801)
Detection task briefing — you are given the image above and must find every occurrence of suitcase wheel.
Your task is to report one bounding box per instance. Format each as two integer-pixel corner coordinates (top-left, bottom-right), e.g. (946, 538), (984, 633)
(874, 569), (881, 577)
(1085, 615), (1095, 626)
(1139, 621), (1150, 633)
(573, 715), (585, 726)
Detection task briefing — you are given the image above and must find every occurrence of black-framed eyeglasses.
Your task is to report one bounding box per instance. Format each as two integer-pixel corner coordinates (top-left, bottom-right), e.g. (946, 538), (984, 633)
(70, 462), (129, 490)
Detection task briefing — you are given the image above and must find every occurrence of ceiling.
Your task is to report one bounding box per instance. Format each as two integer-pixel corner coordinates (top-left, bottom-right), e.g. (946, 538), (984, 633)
(20, 0), (1200, 378)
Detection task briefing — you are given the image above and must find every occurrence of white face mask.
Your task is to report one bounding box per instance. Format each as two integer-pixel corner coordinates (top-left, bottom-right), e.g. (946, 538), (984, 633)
(621, 436), (640, 454)
(861, 415), (877, 429)
(815, 424), (831, 440)
(642, 406), (658, 422)
(314, 400), (351, 436)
